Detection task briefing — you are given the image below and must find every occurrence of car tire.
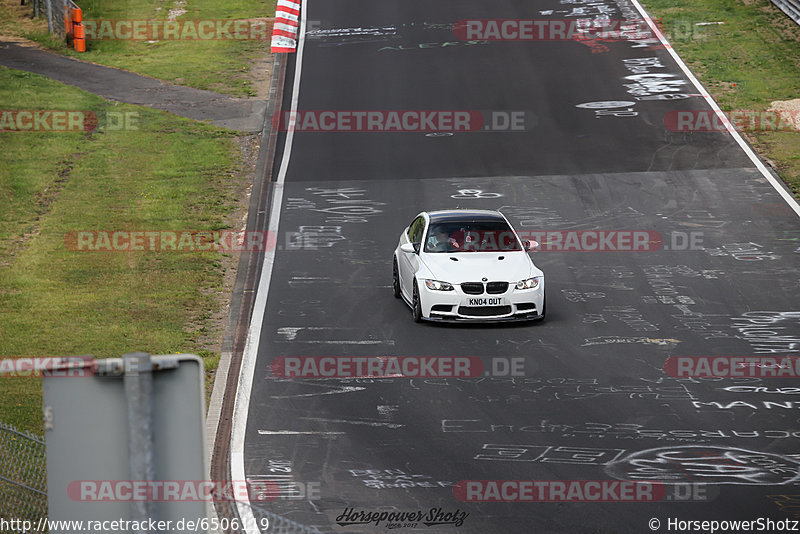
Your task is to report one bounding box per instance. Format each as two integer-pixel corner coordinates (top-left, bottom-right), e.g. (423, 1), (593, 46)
(412, 281), (423, 323)
(392, 259), (401, 299)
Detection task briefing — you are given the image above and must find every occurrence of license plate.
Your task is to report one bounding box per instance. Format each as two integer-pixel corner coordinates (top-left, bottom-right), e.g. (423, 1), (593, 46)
(466, 297), (504, 306)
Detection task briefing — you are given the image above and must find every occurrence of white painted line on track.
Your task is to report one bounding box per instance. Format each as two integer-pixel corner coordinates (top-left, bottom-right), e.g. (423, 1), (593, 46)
(258, 430), (346, 436)
(278, 339), (394, 345)
(299, 417), (405, 428)
(270, 386), (367, 399)
(231, 3), (309, 532)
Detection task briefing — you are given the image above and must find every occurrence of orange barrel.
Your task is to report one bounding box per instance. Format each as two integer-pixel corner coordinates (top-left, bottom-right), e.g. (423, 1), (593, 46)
(73, 22), (85, 39)
(74, 38), (86, 52)
(71, 8), (83, 23)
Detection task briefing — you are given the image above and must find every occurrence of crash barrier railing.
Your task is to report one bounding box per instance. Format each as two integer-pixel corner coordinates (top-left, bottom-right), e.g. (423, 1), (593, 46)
(0, 422), (48, 525)
(772, 0), (800, 25)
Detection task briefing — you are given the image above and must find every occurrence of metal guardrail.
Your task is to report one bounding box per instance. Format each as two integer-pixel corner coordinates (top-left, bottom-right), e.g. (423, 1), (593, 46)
(772, 0), (800, 25)
(213, 495), (323, 534)
(0, 422), (48, 525)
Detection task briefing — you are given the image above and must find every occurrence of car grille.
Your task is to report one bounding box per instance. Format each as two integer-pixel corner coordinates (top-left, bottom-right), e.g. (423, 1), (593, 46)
(486, 282), (509, 294)
(461, 282), (484, 295)
(460, 282), (509, 295)
(458, 305), (512, 317)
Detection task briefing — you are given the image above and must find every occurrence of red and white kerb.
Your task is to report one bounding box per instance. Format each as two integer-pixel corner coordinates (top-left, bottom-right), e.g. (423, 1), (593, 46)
(271, 0), (301, 53)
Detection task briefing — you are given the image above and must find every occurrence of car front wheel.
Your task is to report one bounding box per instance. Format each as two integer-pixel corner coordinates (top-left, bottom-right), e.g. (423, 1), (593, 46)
(412, 281), (423, 323)
(392, 259), (401, 299)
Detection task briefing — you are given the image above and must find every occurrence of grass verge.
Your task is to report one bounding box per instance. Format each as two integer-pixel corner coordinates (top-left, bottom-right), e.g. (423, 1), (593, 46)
(0, 66), (249, 434)
(0, 0), (275, 97)
(644, 0), (800, 198)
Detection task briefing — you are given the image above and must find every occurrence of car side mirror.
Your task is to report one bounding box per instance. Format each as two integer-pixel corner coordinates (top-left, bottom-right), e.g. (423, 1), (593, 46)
(400, 243), (417, 254)
(523, 240), (539, 252)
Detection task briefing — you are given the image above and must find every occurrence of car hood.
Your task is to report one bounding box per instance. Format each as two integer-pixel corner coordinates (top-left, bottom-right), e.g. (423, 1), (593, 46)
(419, 252), (540, 284)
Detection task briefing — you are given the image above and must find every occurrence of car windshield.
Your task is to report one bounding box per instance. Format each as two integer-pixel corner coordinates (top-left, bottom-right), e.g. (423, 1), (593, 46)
(423, 220), (522, 253)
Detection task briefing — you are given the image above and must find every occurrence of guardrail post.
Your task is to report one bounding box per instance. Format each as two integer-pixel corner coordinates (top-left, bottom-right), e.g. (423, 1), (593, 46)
(123, 352), (158, 531)
(44, 0), (52, 33)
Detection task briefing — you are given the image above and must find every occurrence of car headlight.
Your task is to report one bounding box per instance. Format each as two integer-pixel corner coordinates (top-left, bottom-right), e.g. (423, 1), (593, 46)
(515, 277), (539, 290)
(424, 279), (454, 291)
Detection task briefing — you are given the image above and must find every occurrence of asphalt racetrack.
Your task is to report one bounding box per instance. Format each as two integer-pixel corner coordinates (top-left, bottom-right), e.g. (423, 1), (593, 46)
(238, 0), (800, 532)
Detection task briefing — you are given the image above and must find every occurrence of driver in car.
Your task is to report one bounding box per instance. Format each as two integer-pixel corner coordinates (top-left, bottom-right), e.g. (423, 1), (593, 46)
(427, 226), (461, 252)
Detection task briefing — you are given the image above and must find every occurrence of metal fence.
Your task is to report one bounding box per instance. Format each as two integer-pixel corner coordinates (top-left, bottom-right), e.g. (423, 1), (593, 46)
(213, 493), (323, 534)
(0, 422), (48, 526)
(772, 0), (800, 24)
(771, 0), (800, 25)
(0, 421), (320, 534)
(25, 0), (72, 35)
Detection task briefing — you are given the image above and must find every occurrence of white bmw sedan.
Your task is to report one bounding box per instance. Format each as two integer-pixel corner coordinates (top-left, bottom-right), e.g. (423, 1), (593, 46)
(392, 209), (545, 323)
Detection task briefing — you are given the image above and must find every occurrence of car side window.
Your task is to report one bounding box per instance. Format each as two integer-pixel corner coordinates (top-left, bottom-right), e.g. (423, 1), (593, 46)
(408, 216), (425, 246)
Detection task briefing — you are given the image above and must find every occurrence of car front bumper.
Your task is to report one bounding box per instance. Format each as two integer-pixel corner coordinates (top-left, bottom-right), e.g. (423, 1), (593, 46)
(418, 281), (544, 322)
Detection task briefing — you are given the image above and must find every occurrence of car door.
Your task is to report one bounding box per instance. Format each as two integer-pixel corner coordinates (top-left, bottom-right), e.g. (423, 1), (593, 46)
(398, 215), (425, 300)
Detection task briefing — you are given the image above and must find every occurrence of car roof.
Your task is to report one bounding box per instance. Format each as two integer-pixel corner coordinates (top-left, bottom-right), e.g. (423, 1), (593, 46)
(427, 210), (507, 224)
